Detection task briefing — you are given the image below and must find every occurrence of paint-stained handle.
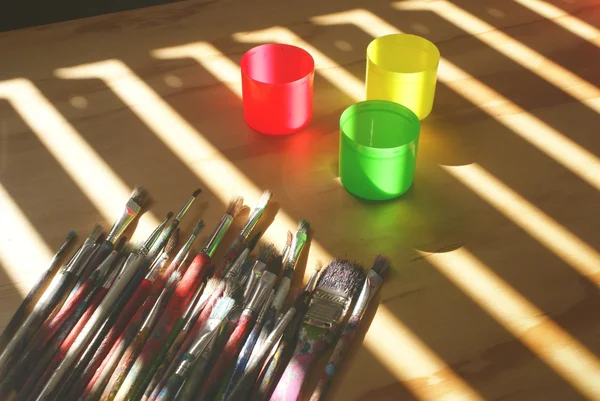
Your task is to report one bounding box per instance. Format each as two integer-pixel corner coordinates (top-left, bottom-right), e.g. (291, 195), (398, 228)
(214, 236), (245, 278)
(308, 316), (360, 401)
(269, 334), (328, 401)
(199, 315), (254, 400)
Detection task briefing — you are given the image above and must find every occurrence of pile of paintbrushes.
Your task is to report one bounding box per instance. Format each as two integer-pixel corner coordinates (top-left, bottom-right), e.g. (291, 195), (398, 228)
(0, 185), (390, 401)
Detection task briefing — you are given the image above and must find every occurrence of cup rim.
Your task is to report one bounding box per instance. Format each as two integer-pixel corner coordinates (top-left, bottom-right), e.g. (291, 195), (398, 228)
(340, 100), (420, 157)
(241, 43), (315, 86)
(367, 33), (440, 75)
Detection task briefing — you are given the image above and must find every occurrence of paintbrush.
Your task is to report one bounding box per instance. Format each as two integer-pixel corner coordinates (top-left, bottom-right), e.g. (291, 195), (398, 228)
(224, 304), (297, 401)
(0, 241), (125, 398)
(84, 261), (183, 401)
(252, 265), (321, 401)
(57, 187), (199, 401)
(155, 294), (239, 401)
(36, 204), (180, 401)
(224, 232), (262, 281)
(268, 260), (365, 401)
(102, 275), (195, 401)
(243, 244), (279, 304)
(309, 256), (390, 401)
(141, 277), (221, 401)
(0, 230), (76, 350)
(16, 258), (125, 401)
(220, 289), (273, 400)
(95, 222), (203, 401)
(147, 227), (180, 281)
(128, 283), (205, 401)
(0, 225), (101, 378)
(214, 191), (272, 279)
(74, 186), (149, 296)
(197, 264), (279, 401)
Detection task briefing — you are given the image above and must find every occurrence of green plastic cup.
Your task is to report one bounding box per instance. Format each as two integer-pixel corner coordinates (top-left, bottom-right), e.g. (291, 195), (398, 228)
(339, 100), (420, 200)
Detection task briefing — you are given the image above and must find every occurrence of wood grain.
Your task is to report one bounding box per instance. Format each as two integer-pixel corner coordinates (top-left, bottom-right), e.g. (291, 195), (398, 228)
(0, 0), (599, 400)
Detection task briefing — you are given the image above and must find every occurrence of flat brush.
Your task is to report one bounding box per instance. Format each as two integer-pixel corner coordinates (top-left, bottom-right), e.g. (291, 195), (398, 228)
(39, 211), (175, 401)
(0, 230), (76, 350)
(75, 186), (149, 293)
(224, 232), (262, 281)
(198, 270), (278, 401)
(0, 225), (102, 378)
(269, 260), (365, 401)
(214, 191), (272, 279)
(309, 256), (390, 401)
(224, 305), (297, 401)
(147, 228), (180, 282)
(84, 271), (182, 401)
(142, 278), (221, 401)
(221, 290), (273, 400)
(244, 244), (278, 304)
(156, 296), (238, 401)
(0, 244), (123, 398)
(16, 260), (124, 401)
(102, 275), (193, 401)
(253, 265), (322, 401)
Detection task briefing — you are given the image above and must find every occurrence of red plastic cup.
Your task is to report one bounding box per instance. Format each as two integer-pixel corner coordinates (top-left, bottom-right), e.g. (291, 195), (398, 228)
(241, 43), (315, 135)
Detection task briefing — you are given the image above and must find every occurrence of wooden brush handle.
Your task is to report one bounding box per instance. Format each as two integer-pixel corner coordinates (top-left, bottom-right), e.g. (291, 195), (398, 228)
(198, 315), (254, 400)
(62, 279), (154, 400)
(308, 316), (360, 401)
(85, 293), (160, 401)
(155, 374), (185, 401)
(77, 241), (114, 286)
(269, 333), (328, 401)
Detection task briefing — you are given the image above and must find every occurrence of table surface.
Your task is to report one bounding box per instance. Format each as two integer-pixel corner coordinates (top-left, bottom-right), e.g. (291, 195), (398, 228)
(1, 0), (599, 400)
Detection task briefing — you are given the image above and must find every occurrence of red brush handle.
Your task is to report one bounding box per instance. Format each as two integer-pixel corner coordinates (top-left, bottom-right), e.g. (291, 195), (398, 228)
(153, 259), (181, 292)
(18, 286), (109, 401)
(38, 278), (96, 347)
(63, 279), (154, 400)
(83, 292), (161, 399)
(199, 314), (255, 399)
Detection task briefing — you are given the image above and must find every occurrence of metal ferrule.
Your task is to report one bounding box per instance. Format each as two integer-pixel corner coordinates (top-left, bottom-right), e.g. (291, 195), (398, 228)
(187, 317), (224, 361)
(248, 306), (296, 369)
(243, 261), (266, 302)
(303, 289), (352, 330)
(142, 288), (167, 331)
(145, 252), (168, 281)
(245, 272), (276, 314)
(351, 269), (385, 319)
(172, 234), (196, 270)
(240, 194), (271, 239)
(304, 268), (321, 293)
(142, 217), (170, 253)
(174, 195), (196, 223)
(65, 241), (96, 274)
(183, 283), (205, 321)
(224, 249), (249, 280)
(258, 291), (274, 323)
(105, 199), (141, 244)
(202, 214), (234, 257)
(103, 259), (124, 289)
(282, 232), (308, 276)
(96, 250), (119, 281)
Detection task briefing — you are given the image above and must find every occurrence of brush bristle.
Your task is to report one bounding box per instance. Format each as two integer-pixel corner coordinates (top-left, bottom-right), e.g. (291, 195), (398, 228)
(166, 211), (174, 220)
(372, 255), (391, 279)
(204, 278), (221, 295)
(247, 232), (262, 252)
(210, 297), (236, 321)
(265, 253), (283, 275)
(115, 237), (127, 252)
(317, 259), (365, 296)
(258, 244), (277, 264)
(297, 220), (310, 235)
(66, 230), (77, 242)
(131, 185), (149, 207)
(286, 231), (293, 246)
(90, 225), (103, 241)
(240, 258), (255, 277)
(165, 228), (180, 254)
(257, 190), (273, 209)
(224, 279), (243, 301)
(227, 196), (245, 217)
(192, 189), (202, 198)
(193, 219), (205, 236)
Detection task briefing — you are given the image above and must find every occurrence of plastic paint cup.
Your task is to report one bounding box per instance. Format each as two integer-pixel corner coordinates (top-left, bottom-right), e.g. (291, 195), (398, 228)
(339, 100), (420, 201)
(365, 34), (440, 120)
(241, 43), (315, 135)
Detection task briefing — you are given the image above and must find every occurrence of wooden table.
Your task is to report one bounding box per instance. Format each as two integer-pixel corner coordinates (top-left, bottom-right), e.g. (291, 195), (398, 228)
(1, 0), (599, 400)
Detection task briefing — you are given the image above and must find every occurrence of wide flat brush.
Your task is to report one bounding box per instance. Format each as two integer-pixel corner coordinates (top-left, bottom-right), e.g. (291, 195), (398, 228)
(155, 295), (239, 401)
(197, 266), (279, 401)
(268, 260), (365, 401)
(309, 256), (390, 401)
(243, 244), (278, 304)
(0, 225), (102, 378)
(17, 259), (124, 401)
(253, 265), (322, 401)
(213, 191), (272, 279)
(0, 230), (76, 350)
(74, 186), (149, 295)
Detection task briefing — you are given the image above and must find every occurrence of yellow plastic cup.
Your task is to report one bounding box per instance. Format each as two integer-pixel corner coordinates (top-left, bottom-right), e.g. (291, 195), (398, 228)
(366, 34), (440, 120)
